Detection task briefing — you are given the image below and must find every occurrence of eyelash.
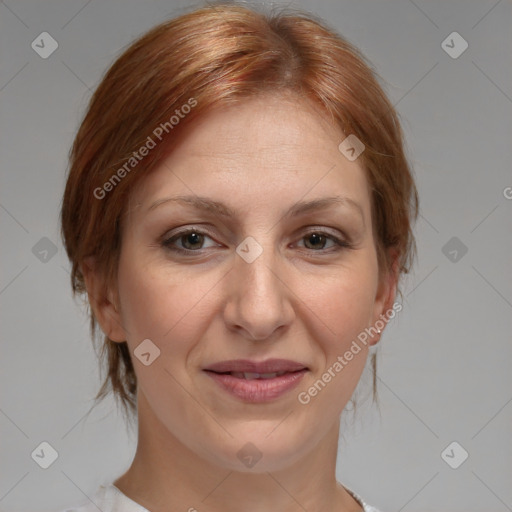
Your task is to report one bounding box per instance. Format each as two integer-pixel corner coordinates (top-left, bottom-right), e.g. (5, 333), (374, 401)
(161, 227), (351, 255)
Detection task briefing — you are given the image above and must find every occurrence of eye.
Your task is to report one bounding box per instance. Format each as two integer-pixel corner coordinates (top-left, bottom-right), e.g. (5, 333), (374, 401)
(297, 230), (351, 252)
(161, 229), (219, 254)
(161, 227), (351, 256)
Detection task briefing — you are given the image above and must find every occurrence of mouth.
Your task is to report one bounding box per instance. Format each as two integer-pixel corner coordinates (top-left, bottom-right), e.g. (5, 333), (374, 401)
(204, 358), (308, 374)
(203, 359), (308, 402)
(212, 370), (295, 380)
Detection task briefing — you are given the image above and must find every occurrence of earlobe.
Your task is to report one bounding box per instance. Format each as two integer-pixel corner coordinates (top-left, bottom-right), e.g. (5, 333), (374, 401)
(80, 257), (127, 342)
(369, 251), (400, 346)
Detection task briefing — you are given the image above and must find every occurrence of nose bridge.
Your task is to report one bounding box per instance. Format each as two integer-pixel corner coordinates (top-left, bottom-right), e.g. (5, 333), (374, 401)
(241, 236), (278, 287)
(225, 233), (293, 340)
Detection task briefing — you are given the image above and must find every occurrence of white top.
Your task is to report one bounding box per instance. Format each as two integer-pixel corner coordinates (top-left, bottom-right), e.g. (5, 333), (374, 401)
(60, 483), (382, 512)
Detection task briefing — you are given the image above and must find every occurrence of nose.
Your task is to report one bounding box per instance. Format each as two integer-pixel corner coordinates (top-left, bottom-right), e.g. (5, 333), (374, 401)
(223, 240), (295, 341)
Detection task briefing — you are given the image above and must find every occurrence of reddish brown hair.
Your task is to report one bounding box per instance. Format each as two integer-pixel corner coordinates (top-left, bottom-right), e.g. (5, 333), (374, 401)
(61, 2), (418, 421)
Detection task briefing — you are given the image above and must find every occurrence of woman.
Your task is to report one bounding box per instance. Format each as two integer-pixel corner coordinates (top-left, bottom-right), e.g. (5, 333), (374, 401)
(60, 3), (418, 511)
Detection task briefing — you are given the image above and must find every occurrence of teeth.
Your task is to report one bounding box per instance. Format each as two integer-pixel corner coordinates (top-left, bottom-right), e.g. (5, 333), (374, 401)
(230, 371), (288, 379)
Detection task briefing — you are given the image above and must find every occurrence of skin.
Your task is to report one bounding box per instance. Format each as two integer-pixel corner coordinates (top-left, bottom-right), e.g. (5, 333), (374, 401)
(83, 93), (398, 512)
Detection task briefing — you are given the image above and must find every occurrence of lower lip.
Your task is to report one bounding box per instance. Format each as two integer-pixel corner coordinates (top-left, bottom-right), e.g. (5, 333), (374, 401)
(204, 369), (307, 403)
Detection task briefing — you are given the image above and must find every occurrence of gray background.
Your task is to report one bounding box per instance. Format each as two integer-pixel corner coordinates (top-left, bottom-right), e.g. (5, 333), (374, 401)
(1, 0), (511, 511)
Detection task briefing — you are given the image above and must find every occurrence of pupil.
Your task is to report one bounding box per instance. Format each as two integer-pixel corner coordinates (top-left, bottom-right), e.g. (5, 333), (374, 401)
(306, 233), (324, 249)
(185, 232), (202, 249)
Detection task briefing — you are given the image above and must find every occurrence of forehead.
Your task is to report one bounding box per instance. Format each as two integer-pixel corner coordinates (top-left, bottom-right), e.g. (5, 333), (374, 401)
(129, 94), (372, 219)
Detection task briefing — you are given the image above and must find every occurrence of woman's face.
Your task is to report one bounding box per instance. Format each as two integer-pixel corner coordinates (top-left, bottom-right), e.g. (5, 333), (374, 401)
(100, 93), (396, 472)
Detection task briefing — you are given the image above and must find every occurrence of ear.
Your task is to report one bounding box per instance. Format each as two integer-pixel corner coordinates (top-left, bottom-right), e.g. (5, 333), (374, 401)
(368, 249), (400, 346)
(81, 257), (127, 342)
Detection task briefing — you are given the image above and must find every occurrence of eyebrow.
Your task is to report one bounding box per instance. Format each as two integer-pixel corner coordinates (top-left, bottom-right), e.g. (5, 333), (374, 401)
(148, 194), (364, 223)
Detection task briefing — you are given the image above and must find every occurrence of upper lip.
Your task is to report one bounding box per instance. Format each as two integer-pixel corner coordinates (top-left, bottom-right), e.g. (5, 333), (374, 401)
(204, 359), (308, 374)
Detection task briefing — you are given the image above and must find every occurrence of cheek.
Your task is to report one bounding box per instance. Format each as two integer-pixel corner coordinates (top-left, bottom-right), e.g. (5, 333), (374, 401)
(302, 263), (378, 346)
(301, 277), (375, 404)
(116, 253), (218, 349)
(297, 259), (378, 405)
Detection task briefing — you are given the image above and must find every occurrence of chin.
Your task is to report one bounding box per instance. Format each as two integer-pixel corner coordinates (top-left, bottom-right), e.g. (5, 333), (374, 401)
(199, 427), (316, 474)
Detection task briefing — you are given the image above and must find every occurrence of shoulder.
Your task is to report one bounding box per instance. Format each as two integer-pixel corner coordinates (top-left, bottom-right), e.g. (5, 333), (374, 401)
(363, 505), (383, 512)
(60, 482), (381, 512)
(57, 484), (113, 512)
(56, 483), (149, 512)
(344, 484), (384, 512)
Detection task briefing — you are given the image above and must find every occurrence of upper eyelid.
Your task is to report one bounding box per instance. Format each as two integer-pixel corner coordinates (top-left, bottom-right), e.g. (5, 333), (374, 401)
(163, 224), (346, 238)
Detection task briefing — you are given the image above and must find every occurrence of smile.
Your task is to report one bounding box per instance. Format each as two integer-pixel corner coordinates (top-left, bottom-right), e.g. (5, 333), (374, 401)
(203, 359), (308, 402)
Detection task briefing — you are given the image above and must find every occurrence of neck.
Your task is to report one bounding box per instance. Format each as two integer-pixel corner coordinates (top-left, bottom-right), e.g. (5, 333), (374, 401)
(114, 394), (362, 512)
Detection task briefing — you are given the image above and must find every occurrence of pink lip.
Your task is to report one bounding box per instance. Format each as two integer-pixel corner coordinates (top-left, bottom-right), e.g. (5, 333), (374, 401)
(205, 370), (307, 402)
(203, 359), (308, 403)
